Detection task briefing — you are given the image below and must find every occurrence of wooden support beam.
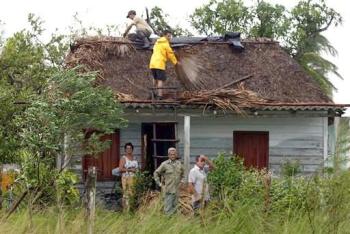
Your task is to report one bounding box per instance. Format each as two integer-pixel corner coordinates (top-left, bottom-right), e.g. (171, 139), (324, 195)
(184, 116), (191, 182)
(218, 74), (253, 90)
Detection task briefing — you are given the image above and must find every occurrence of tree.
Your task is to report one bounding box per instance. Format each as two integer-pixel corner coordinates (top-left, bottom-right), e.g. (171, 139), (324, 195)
(189, 0), (342, 95)
(249, 1), (290, 40)
(0, 14), (127, 207)
(287, 0), (342, 95)
(13, 68), (127, 206)
(0, 14), (70, 166)
(190, 0), (252, 36)
(149, 6), (193, 36)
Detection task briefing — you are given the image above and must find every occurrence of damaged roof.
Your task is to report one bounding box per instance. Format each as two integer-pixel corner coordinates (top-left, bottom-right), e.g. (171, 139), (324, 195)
(66, 36), (348, 113)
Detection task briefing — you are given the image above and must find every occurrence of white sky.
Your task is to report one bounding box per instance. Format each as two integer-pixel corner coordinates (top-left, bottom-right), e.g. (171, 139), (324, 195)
(1, 0), (349, 115)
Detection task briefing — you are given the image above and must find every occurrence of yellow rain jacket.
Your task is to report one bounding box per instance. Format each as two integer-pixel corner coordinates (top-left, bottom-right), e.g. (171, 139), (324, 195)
(149, 37), (178, 70)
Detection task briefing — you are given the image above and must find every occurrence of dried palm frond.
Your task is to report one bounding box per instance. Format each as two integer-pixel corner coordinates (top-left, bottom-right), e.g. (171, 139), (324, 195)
(179, 184), (194, 216)
(66, 37), (135, 81)
(115, 92), (136, 102)
(178, 84), (267, 113)
(175, 48), (207, 91)
(137, 187), (193, 216)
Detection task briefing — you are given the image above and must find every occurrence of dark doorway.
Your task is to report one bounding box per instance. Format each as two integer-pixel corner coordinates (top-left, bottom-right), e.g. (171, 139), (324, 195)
(141, 122), (178, 174)
(233, 131), (269, 169)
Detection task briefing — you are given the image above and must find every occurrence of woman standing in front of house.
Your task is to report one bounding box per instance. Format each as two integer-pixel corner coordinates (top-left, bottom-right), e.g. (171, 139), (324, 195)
(119, 142), (138, 211)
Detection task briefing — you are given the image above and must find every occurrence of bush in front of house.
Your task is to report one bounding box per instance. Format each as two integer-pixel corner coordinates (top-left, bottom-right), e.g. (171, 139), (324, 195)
(208, 153), (312, 215)
(207, 153), (266, 212)
(207, 152), (350, 224)
(129, 171), (154, 211)
(8, 151), (80, 208)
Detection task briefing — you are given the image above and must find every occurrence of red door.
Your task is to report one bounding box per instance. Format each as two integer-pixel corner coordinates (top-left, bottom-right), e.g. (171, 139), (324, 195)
(83, 130), (120, 181)
(233, 131), (269, 169)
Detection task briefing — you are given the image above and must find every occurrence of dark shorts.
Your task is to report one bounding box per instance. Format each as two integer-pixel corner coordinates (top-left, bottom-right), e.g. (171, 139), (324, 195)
(151, 69), (167, 81)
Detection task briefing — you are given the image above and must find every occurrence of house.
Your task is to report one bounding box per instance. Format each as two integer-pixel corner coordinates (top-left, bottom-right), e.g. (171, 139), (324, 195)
(66, 36), (348, 189)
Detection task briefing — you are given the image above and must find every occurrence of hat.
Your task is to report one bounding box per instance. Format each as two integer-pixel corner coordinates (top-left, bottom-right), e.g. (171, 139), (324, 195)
(126, 10), (136, 18)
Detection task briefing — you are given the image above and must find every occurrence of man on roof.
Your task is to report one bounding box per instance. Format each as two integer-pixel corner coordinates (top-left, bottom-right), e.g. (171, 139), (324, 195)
(123, 10), (153, 48)
(149, 30), (180, 99)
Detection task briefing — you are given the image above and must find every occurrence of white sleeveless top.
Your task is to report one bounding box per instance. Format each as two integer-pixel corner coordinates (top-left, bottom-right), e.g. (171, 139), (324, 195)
(122, 155), (138, 177)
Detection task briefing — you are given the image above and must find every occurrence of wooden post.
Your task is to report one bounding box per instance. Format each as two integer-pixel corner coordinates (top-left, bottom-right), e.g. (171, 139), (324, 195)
(184, 116), (191, 182)
(56, 154), (62, 170)
(86, 166), (97, 234)
(142, 134), (148, 171)
(57, 134), (70, 170)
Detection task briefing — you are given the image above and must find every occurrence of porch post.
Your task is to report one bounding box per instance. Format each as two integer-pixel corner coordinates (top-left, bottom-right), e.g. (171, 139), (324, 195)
(184, 116), (190, 182)
(323, 117), (328, 163)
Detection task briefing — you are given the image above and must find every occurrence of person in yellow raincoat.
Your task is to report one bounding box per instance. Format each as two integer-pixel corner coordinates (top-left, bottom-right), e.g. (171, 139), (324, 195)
(149, 30), (180, 99)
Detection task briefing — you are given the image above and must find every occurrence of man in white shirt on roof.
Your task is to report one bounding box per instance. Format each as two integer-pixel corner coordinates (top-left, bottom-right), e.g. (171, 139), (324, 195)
(123, 10), (153, 48)
(188, 154), (214, 210)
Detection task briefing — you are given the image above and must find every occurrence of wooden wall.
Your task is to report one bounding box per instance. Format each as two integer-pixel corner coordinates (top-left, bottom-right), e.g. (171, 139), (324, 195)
(121, 112), (327, 174)
(69, 111), (329, 188)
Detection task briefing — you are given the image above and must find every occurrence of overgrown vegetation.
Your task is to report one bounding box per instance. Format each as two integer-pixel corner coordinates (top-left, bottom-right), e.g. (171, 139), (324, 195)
(1, 153), (350, 233)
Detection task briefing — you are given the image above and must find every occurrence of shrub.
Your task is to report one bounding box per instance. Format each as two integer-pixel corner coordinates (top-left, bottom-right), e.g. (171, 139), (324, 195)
(207, 152), (245, 199)
(269, 177), (308, 214)
(281, 160), (302, 178)
(130, 171), (154, 211)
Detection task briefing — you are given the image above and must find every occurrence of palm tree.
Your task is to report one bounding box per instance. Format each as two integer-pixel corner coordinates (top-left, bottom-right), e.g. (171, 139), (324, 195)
(288, 0), (342, 96)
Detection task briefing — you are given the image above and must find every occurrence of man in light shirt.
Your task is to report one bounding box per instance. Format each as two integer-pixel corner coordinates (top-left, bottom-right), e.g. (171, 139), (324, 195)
(123, 10), (153, 48)
(188, 155), (214, 210)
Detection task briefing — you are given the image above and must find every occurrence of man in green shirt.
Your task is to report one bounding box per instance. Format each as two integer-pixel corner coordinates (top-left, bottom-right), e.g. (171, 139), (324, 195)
(154, 147), (184, 215)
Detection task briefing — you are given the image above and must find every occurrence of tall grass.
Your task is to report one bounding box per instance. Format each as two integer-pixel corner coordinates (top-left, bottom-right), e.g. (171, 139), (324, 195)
(1, 175), (350, 234)
(2, 147), (350, 233)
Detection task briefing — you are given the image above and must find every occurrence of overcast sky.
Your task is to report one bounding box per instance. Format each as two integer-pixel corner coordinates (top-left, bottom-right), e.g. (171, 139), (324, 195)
(1, 0), (349, 115)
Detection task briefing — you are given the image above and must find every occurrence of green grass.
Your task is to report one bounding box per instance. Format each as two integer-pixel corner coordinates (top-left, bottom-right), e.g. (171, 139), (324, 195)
(2, 165), (350, 233)
(1, 197), (350, 234)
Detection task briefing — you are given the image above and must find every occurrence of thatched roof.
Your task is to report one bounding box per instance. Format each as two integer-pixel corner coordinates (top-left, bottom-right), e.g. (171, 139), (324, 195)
(66, 36), (336, 108)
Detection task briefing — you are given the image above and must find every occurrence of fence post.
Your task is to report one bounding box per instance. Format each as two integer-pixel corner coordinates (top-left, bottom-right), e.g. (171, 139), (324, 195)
(86, 166), (97, 234)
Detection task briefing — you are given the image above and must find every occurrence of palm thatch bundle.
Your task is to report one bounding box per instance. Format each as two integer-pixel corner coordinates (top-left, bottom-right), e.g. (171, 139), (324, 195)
(178, 184), (194, 216)
(66, 37), (135, 80)
(115, 92), (135, 102)
(175, 47), (208, 91)
(178, 84), (267, 113)
(137, 185), (193, 216)
(138, 190), (161, 212)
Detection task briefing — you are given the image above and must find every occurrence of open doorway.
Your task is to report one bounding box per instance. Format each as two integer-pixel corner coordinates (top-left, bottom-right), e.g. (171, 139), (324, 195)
(141, 122), (178, 174)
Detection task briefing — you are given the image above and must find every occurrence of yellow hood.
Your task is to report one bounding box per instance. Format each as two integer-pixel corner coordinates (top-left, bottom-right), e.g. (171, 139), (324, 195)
(149, 37), (178, 70)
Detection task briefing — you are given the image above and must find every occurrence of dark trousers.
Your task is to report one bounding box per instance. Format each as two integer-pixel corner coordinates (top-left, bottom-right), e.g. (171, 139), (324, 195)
(136, 29), (151, 45)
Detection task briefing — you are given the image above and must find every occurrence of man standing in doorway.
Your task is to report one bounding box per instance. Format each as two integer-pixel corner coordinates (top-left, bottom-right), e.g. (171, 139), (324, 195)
(188, 155), (214, 211)
(154, 147), (184, 215)
(123, 10), (153, 48)
(149, 30), (180, 99)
